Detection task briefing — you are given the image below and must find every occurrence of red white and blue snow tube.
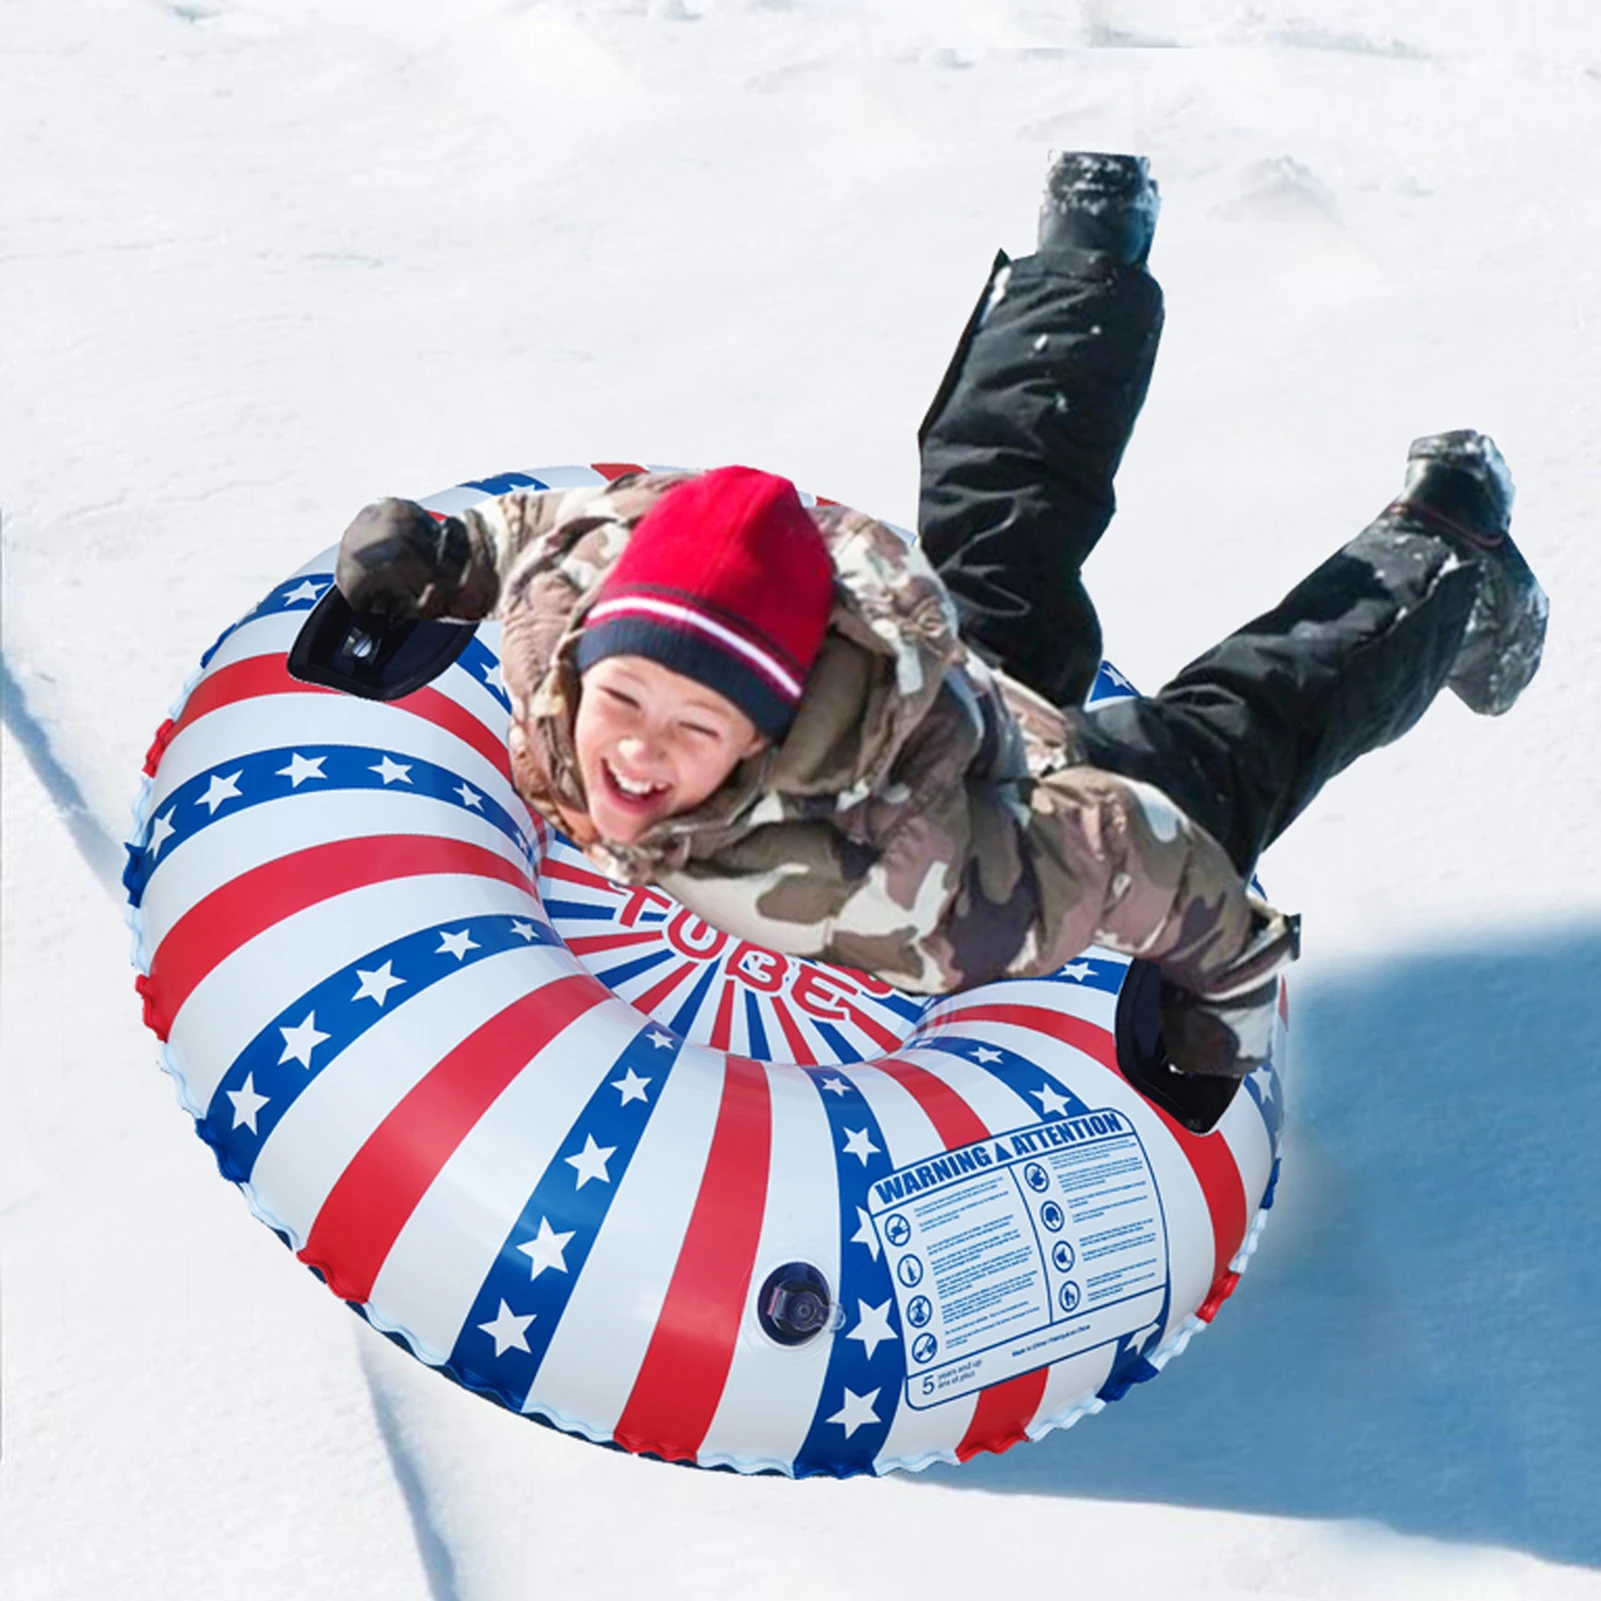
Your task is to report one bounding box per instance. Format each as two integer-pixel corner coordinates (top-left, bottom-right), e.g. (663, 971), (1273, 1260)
(125, 464), (1287, 1477)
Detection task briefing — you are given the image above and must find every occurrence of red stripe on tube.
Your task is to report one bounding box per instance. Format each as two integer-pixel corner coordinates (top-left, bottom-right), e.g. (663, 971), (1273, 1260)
(299, 974), (607, 1303)
(933, 1001), (1119, 1073)
(144, 835), (531, 1040)
(767, 995), (815, 1066)
(1150, 1100), (1250, 1296)
(172, 654), (335, 732)
(171, 654), (511, 781)
(870, 1058), (989, 1150)
(613, 1056), (773, 1462)
(538, 857), (619, 893)
(629, 959), (699, 1017)
(710, 980), (738, 1051)
(956, 1370), (1050, 1462)
(561, 929), (664, 958)
(843, 1003), (905, 1054)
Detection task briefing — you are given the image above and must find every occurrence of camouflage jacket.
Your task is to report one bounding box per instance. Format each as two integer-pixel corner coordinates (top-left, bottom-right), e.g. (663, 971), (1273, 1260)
(453, 471), (1289, 998)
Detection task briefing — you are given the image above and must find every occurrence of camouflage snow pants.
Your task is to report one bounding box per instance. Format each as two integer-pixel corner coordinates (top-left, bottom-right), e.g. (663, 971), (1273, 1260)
(918, 247), (1483, 878)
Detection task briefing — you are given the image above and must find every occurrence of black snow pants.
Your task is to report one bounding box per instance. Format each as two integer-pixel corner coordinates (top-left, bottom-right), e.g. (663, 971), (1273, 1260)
(918, 248), (1484, 879)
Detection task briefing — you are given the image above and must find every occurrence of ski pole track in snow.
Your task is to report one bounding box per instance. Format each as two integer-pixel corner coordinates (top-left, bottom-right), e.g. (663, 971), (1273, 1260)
(2, 638), (468, 1601)
(359, 1343), (467, 1601)
(0, 654), (125, 892)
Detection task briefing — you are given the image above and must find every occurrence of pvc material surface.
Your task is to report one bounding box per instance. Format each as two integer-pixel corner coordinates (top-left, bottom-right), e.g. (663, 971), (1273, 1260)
(125, 464), (1287, 1476)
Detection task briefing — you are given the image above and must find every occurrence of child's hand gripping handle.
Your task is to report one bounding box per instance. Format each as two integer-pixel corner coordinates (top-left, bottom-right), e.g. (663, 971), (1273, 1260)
(287, 499), (494, 703)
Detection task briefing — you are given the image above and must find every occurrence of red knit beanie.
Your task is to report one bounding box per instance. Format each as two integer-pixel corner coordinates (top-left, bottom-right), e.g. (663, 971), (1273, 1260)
(576, 466), (835, 740)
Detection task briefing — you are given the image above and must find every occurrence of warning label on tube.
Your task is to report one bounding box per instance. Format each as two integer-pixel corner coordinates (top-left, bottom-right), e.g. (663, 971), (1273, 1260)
(868, 1110), (1169, 1409)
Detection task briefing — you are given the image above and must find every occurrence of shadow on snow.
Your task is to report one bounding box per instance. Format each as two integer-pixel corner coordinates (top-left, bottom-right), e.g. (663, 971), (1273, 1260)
(919, 922), (1601, 1570)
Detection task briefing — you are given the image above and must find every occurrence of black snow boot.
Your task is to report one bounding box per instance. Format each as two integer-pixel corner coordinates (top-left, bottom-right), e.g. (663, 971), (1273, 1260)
(1391, 430), (1548, 716)
(1037, 152), (1161, 267)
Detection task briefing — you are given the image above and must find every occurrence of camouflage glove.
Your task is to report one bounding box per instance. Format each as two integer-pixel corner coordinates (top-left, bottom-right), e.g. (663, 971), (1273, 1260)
(335, 498), (499, 621)
(1159, 907), (1300, 1079)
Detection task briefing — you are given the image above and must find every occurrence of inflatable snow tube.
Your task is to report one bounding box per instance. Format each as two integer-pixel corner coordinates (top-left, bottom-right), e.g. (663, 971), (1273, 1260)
(125, 463), (1287, 1478)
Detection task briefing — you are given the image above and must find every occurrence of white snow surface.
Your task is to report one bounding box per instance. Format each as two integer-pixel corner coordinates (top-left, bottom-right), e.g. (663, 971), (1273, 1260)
(4, 2), (1600, 1597)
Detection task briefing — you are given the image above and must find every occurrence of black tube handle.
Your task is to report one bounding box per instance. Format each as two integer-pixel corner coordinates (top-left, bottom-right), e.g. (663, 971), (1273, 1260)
(287, 586), (479, 702)
(1113, 958), (1242, 1135)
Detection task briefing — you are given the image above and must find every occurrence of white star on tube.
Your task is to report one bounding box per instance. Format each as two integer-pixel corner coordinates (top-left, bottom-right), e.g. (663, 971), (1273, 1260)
(276, 753), (327, 788)
(146, 809), (177, 859)
(646, 1030), (674, 1051)
(436, 928), (479, 961)
(282, 579), (326, 605)
(611, 1067), (651, 1105)
(827, 1386), (882, 1438)
(971, 1047), (1003, 1065)
(565, 1134), (617, 1189)
(370, 756), (412, 785)
(1031, 1083), (1071, 1117)
(480, 661), (506, 694)
(510, 920), (539, 942)
(1250, 1065), (1276, 1103)
(352, 961), (405, 1007)
(196, 770), (244, 815)
(1061, 960), (1095, 983)
(851, 1206), (881, 1260)
(517, 1218), (575, 1281)
(455, 782), (484, 811)
(1128, 1321), (1161, 1354)
(478, 1299), (535, 1358)
(820, 1076), (850, 1096)
(842, 1127), (880, 1166)
(227, 1073), (270, 1133)
(278, 1012), (330, 1069)
(847, 1298), (898, 1360)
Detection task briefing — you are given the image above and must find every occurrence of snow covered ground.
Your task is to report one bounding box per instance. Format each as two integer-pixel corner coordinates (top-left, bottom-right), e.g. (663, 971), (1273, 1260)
(4, 2), (1599, 1596)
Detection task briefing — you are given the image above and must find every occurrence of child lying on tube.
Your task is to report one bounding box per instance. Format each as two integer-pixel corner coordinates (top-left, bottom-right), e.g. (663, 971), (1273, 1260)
(332, 155), (1545, 1085)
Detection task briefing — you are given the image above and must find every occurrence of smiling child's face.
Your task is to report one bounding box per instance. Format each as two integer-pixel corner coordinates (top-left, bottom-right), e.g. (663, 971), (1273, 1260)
(572, 654), (768, 845)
